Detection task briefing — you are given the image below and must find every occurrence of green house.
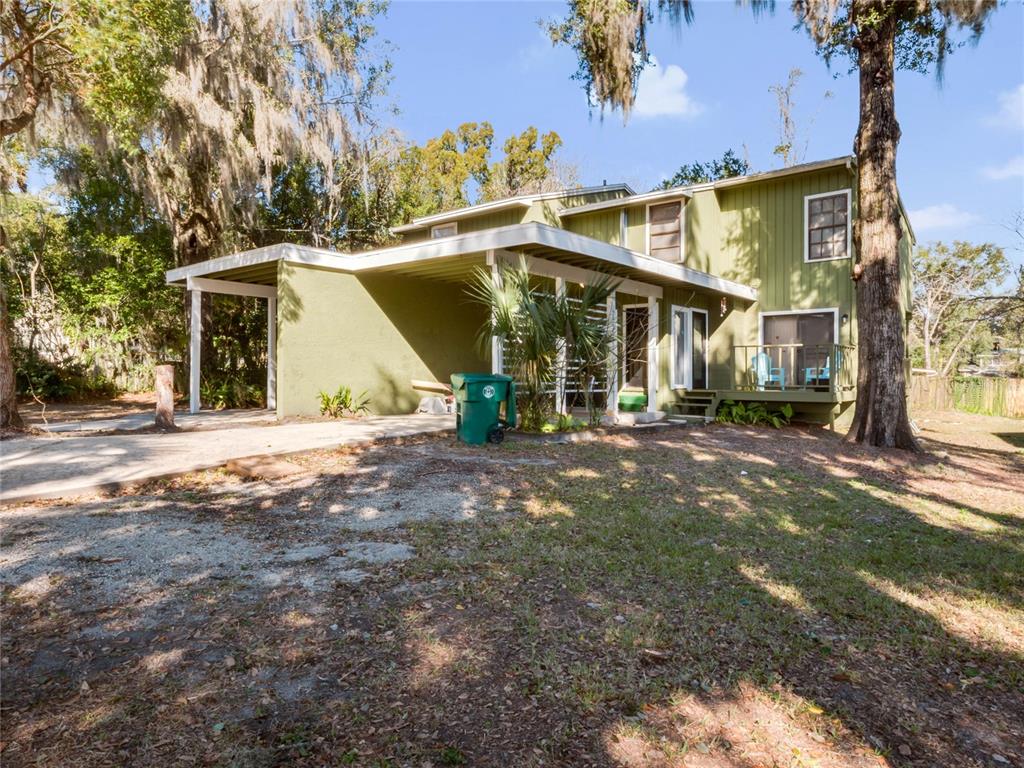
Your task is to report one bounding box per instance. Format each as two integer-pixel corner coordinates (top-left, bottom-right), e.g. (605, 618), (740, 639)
(166, 155), (915, 425)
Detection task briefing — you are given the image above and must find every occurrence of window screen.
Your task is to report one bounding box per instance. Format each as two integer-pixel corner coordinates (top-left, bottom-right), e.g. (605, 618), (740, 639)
(807, 193), (848, 261)
(648, 202), (682, 261)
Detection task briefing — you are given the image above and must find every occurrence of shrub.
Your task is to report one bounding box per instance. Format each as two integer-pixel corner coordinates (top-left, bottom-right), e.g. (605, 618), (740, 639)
(466, 259), (618, 432)
(539, 412), (586, 433)
(715, 399), (794, 428)
(318, 385), (370, 418)
(201, 376), (265, 410)
(15, 353), (116, 401)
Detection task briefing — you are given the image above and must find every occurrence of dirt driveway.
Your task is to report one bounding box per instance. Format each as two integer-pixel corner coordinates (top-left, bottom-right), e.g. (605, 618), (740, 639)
(2, 414), (1022, 767)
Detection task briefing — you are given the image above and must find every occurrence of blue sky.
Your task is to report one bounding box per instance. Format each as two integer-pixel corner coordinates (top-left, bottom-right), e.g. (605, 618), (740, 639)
(376, 0), (1024, 270)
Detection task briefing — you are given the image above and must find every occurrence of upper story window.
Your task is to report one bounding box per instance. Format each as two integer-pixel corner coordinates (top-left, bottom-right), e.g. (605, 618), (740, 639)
(805, 190), (851, 262)
(431, 222), (458, 239)
(647, 201), (683, 262)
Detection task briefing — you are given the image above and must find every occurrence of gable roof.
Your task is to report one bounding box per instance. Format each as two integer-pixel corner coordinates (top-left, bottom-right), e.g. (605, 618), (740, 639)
(391, 183), (635, 233)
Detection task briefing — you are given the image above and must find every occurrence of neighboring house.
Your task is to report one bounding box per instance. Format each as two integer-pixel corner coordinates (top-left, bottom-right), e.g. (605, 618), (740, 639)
(166, 155), (915, 425)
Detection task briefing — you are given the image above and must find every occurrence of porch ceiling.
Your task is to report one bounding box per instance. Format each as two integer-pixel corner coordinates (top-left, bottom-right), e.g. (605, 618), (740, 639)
(198, 262), (279, 285)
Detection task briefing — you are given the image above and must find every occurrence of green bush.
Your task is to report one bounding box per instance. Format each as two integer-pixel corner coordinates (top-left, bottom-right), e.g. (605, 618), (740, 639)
(15, 353), (116, 401)
(201, 376), (265, 410)
(539, 412), (586, 433)
(715, 399), (794, 428)
(318, 385), (370, 418)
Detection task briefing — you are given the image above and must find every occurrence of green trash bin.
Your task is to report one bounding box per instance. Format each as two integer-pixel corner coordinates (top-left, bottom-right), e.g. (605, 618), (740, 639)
(450, 373), (516, 445)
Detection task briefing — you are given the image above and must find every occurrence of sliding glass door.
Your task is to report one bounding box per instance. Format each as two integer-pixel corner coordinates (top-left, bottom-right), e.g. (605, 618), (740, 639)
(761, 310), (836, 386)
(671, 306), (709, 390)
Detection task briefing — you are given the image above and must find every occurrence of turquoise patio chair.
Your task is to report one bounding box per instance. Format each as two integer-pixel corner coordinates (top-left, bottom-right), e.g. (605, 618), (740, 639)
(804, 347), (842, 387)
(751, 352), (785, 390)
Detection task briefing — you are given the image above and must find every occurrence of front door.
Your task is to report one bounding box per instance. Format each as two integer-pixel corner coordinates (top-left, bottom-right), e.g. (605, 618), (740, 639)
(622, 305), (648, 390)
(690, 310), (708, 389)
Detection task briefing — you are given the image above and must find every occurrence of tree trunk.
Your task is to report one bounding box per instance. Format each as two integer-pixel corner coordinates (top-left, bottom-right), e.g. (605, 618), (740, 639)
(0, 286), (23, 429)
(940, 317), (980, 377)
(846, 1), (919, 450)
(922, 316), (932, 370)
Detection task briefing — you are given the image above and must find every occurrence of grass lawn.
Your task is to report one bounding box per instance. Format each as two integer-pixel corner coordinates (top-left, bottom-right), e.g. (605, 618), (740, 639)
(2, 410), (1022, 767)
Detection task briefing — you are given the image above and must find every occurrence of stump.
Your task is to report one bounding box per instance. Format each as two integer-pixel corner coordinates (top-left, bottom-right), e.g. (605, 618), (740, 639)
(155, 364), (175, 429)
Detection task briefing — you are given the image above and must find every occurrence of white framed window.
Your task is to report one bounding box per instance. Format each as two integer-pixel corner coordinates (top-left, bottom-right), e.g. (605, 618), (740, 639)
(619, 208), (628, 247)
(804, 189), (851, 262)
(670, 305), (709, 390)
(430, 222), (458, 239)
(646, 200), (684, 262)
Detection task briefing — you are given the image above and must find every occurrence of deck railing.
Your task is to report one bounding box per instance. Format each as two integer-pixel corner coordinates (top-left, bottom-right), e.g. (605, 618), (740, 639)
(728, 344), (856, 394)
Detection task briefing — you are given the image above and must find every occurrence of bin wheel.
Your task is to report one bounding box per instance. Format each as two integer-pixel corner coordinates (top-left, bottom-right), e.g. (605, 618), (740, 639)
(486, 426), (505, 444)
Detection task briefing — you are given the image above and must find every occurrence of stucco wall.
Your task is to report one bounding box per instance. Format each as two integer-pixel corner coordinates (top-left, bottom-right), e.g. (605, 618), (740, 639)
(276, 263), (488, 416)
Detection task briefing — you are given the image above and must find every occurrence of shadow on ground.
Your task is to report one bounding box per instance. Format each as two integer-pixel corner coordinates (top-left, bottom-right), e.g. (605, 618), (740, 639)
(1, 413), (1022, 767)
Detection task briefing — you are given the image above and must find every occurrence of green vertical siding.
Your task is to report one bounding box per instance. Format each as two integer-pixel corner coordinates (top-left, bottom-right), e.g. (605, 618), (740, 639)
(552, 167), (865, 403)
(563, 210), (622, 245)
(276, 262), (487, 416)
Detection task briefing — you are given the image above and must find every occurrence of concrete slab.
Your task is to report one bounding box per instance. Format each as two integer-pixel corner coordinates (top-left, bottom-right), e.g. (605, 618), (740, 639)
(0, 414), (454, 505)
(38, 408), (277, 433)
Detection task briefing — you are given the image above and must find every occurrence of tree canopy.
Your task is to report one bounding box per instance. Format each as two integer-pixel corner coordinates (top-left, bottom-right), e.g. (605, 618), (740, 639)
(911, 240), (1009, 375)
(658, 149), (750, 189)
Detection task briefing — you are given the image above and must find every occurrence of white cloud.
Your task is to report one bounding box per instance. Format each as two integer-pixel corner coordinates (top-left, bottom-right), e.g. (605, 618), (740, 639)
(517, 28), (555, 73)
(982, 154), (1024, 180)
(908, 204), (981, 232)
(985, 83), (1024, 129)
(633, 58), (703, 119)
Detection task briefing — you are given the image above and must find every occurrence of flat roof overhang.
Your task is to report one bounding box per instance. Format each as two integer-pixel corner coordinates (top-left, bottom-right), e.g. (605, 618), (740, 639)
(165, 222), (757, 302)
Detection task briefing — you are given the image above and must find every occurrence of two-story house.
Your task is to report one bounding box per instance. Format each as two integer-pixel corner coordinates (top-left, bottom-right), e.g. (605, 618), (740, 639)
(166, 155), (915, 425)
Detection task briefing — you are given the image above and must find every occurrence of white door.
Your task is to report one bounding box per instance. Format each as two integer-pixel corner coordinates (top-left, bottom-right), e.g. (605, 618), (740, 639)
(672, 307), (709, 390)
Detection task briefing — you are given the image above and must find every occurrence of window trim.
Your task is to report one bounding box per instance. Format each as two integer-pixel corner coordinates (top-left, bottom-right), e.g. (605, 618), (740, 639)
(803, 189), (851, 263)
(645, 199), (685, 263)
(619, 208), (628, 248)
(758, 308), (840, 348)
(670, 305), (709, 390)
(430, 222), (458, 239)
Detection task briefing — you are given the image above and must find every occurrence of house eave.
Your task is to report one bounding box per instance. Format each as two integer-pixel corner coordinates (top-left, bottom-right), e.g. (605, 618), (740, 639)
(166, 222), (757, 302)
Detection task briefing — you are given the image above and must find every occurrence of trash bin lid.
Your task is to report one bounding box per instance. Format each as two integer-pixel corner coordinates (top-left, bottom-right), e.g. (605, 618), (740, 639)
(450, 372), (513, 389)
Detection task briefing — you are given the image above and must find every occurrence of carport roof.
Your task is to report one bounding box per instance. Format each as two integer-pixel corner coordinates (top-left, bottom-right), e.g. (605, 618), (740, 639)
(165, 222), (757, 302)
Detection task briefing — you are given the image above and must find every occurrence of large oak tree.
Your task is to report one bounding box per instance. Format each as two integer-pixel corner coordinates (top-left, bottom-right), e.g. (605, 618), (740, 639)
(550, 0), (997, 449)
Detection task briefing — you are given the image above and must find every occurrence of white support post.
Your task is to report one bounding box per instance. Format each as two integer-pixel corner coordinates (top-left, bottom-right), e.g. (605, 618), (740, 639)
(487, 251), (504, 375)
(266, 296), (277, 411)
(189, 288), (202, 414)
(647, 295), (659, 414)
(606, 293), (619, 419)
(554, 276), (567, 414)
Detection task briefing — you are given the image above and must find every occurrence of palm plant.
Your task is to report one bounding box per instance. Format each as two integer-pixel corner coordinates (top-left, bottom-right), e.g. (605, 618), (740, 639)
(469, 259), (619, 431)
(552, 275), (621, 425)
